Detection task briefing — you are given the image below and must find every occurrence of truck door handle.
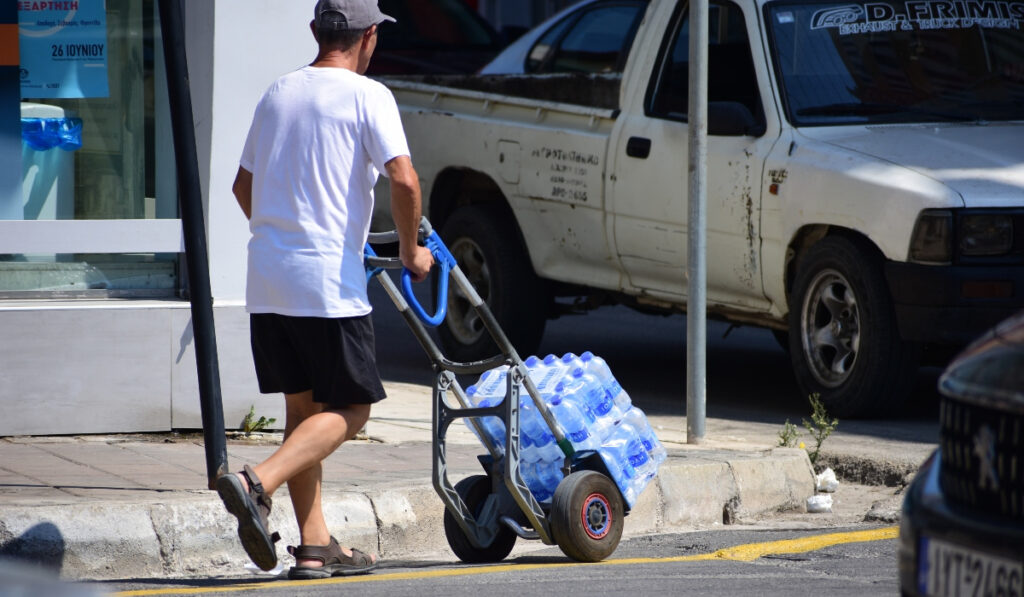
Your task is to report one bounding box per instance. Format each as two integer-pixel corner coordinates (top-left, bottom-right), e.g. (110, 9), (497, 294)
(626, 136), (651, 159)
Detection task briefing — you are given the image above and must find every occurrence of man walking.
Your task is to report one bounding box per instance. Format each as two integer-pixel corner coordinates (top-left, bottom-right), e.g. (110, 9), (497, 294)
(218, 0), (433, 579)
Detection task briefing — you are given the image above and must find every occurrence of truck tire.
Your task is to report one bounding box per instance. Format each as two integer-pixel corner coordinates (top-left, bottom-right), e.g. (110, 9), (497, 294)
(787, 235), (919, 418)
(438, 205), (547, 362)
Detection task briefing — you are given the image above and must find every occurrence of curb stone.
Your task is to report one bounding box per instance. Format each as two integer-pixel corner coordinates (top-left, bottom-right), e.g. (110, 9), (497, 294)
(0, 449), (816, 580)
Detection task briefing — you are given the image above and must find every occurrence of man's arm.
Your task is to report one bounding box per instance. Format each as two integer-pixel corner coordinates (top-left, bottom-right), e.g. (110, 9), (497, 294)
(233, 167), (253, 220)
(385, 155), (433, 282)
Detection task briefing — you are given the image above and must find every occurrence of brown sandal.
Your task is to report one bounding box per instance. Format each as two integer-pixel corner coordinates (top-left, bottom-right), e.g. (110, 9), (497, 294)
(287, 536), (378, 579)
(215, 465), (280, 571)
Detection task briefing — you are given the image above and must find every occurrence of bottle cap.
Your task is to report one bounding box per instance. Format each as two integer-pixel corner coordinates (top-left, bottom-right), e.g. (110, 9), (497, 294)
(466, 385), (477, 396)
(544, 354), (558, 365)
(581, 351), (593, 362)
(549, 396), (562, 406)
(571, 367), (583, 378)
(561, 352), (577, 364)
(525, 355), (540, 367)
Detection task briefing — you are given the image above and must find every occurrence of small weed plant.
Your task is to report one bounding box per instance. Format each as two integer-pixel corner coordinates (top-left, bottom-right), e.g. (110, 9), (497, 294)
(802, 393), (838, 466)
(777, 419), (800, 448)
(777, 393), (839, 467)
(241, 405), (277, 436)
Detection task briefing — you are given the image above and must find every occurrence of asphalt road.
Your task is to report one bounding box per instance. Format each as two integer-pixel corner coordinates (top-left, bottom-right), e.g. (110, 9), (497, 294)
(100, 526), (900, 597)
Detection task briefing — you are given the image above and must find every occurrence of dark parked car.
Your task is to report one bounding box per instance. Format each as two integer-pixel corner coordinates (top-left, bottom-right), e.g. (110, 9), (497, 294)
(898, 311), (1024, 596)
(480, 0), (649, 75)
(369, 0), (506, 75)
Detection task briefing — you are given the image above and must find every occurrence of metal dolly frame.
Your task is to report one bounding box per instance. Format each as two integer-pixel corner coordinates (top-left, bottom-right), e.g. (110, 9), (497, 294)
(365, 217), (625, 562)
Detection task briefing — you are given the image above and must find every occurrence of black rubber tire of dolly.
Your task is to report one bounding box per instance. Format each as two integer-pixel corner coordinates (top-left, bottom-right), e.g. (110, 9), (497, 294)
(549, 471), (624, 562)
(437, 204), (547, 362)
(443, 475), (517, 563)
(787, 235), (920, 418)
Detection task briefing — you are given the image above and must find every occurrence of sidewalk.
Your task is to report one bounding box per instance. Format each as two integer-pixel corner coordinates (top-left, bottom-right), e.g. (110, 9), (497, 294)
(0, 382), (935, 581)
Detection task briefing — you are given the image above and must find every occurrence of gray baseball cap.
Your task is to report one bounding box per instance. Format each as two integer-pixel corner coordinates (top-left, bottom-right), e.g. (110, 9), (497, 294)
(314, 0), (396, 31)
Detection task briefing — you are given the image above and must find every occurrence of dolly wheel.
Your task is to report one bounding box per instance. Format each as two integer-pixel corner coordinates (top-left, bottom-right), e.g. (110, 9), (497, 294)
(443, 475), (517, 563)
(550, 471), (624, 562)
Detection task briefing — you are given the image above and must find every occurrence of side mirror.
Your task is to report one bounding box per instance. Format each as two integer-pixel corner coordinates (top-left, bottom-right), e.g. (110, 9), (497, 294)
(708, 101), (766, 137)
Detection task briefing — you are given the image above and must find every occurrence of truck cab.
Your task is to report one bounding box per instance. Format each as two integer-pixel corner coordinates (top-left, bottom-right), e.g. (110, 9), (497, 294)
(380, 0), (1024, 417)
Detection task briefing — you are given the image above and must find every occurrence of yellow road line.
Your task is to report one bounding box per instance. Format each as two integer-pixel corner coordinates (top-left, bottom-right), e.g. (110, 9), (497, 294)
(114, 526), (898, 596)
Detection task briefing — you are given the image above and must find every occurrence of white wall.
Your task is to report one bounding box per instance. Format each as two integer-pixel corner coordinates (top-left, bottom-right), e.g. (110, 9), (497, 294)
(203, 1), (318, 303)
(0, 3), (318, 437)
(0, 302), (278, 436)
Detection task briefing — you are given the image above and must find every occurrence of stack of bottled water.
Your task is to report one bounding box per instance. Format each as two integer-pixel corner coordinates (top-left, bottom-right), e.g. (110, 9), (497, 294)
(461, 351), (667, 508)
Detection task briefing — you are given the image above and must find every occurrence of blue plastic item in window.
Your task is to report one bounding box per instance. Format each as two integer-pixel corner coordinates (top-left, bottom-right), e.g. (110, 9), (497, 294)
(21, 117), (84, 152)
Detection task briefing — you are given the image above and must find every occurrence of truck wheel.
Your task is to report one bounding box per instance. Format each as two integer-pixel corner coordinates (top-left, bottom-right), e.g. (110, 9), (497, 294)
(438, 205), (547, 362)
(787, 236), (919, 418)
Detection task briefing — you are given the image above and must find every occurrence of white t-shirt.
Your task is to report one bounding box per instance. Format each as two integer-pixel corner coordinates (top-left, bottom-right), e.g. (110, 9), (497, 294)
(240, 66), (410, 317)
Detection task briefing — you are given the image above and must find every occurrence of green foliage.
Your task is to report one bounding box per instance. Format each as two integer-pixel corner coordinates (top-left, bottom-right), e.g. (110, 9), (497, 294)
(777, 419), (800, 448)
(801, 393), (838, 466)
(241, 405), (277, 436)
(776, 393), (839, 466)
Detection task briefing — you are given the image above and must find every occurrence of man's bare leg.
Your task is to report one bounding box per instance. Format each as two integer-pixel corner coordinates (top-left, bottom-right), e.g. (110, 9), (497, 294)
(235, 391), (374, 568)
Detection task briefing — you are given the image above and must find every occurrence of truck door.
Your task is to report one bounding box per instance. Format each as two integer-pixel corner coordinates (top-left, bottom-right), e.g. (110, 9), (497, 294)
(608, 0), (777, 310)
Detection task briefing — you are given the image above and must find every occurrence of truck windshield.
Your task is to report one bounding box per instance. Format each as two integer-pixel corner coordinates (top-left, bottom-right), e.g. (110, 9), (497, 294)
(765, 0), (1024, 125)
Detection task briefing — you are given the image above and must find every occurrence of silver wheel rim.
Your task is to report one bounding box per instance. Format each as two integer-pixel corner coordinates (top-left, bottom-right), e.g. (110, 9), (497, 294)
(446, 236), (490, 346)
(800, 268), (861, 388)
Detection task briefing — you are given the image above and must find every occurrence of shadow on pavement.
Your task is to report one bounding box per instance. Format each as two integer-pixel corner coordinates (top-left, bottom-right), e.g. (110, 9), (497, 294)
(0, 523), (106, 596)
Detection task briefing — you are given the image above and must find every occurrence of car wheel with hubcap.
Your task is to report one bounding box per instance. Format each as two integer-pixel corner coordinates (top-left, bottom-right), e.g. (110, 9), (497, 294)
(788, 235), (920, 418)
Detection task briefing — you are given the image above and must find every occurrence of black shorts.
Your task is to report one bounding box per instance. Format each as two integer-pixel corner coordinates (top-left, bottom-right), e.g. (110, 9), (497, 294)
(249, 313), (387, 407)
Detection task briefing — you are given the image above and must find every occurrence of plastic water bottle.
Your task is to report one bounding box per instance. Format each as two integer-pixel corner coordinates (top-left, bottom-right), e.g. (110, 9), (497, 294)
(521, 461), (552, 502)
(464, 385), (506, 454)
(519, 424), (539, 463)
(621, 406), (668, 465)
(598, 430), (639, 506)
(475, 365), (510, 402)
(548, 394), (599, 451)
(580, 351), (631, 420)
(559, 352), (584, 372)
(530, 354), (570, 397)
(520, 400), (565, 463)
(618, 422), (656, 481)
(562, 368), (615, 441)
(534, 458), (565, 500)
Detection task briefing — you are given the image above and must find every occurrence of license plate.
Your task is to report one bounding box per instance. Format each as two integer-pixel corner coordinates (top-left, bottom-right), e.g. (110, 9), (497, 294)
(919, 535), (1023, 597)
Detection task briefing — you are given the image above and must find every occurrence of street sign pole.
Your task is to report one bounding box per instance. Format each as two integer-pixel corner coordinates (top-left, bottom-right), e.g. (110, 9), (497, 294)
(158, 0), (228, 488)
(687, 0), (709, 444)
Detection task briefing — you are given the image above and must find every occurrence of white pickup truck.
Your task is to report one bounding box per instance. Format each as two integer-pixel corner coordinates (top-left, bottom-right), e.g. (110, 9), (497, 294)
(379, 0), (1024, 416)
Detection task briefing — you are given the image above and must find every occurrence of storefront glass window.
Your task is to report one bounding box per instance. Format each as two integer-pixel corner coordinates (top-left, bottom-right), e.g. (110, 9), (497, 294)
(2, 0), (179, 297)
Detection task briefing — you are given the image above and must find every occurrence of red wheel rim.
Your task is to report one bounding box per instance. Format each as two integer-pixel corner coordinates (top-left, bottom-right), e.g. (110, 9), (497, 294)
(581, 492), (612, 540)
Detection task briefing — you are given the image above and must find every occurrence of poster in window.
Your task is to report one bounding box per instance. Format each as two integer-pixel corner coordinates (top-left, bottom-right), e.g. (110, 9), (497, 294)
(18, 1), (109, 99)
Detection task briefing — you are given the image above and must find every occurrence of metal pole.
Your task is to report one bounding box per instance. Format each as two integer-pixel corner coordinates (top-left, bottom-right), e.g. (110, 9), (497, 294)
(686, 0), (709, 444)
(158, 0), (228, 488)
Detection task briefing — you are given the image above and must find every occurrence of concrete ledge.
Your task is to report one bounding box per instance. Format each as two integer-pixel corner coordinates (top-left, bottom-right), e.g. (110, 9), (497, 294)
(730, 449), (816, 520)
(0, 449), (815, 581)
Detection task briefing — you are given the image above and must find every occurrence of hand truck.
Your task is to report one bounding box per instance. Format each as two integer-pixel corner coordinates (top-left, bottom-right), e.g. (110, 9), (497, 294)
(365, 217), (627, 563)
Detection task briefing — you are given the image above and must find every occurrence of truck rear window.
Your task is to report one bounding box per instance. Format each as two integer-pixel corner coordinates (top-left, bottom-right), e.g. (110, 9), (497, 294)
(765, 0), (1024, 125)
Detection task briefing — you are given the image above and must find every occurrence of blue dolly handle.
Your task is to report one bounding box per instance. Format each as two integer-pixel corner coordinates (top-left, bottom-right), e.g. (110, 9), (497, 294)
(364, 228), (457, 328)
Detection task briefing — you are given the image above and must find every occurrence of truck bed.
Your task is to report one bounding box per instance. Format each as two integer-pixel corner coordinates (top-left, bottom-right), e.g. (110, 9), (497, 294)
(378, 73), (622, 112)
